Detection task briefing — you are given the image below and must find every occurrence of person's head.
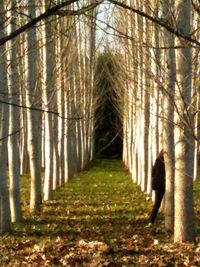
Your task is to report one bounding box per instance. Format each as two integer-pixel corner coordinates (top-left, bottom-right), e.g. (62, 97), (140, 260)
(159, 149), (165, 157)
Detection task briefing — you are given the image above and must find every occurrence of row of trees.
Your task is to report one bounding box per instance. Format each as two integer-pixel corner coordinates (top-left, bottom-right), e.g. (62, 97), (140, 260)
(0, 0), (199, 243)
(110, 0), (199, 242)
(0, 0), (101, 233)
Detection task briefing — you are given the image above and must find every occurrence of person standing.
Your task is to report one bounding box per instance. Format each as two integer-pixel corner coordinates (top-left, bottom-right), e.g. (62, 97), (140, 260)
(149, 149), (166, 224)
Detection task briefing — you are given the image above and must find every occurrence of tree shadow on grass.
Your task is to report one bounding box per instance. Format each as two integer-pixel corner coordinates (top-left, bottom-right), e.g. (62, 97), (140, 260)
(11, 210), (170, 242)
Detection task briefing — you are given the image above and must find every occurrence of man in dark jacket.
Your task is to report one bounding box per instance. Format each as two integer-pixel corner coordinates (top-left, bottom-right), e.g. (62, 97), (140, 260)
(149, 149), (166, 224)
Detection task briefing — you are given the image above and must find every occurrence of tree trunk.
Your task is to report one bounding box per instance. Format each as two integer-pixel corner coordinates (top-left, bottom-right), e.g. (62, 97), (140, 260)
(161, 0), (176, 231)
(27, 0), (42, 213)
(174, 0), (195, 242)
(141, 2), (151, 192)
(8, 0), (22, 222)
(43, 0), (56, 200)
(0, 2), (11, 233)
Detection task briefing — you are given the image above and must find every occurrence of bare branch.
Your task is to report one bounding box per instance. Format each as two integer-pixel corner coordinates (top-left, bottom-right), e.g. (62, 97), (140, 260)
(192, 0), (200, 15)
(0, 100), (83, 120)
(0, 128), (22, 142)
(0, 0), (103, 46)
(55, 1), (103, 16)
(108, 0), (200, 47)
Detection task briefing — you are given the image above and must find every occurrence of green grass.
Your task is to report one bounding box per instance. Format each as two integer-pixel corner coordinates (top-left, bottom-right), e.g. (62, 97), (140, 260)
(0, 159), (200, 266)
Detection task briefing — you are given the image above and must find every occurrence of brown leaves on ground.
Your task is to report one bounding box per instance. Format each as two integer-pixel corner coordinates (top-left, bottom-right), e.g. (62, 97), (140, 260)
(0, 159), (200, 266)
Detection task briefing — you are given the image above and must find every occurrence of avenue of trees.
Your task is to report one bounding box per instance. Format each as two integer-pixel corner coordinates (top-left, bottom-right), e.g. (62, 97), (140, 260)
(112, 0), (200, 243)
(94, 52), (123, 158)
(0, 0), (100, 232)
(0, 0), (200, 244)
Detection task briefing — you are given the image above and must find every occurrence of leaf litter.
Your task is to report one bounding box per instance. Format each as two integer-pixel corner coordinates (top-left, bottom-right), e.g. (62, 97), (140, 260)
(0, 159), (200, 266)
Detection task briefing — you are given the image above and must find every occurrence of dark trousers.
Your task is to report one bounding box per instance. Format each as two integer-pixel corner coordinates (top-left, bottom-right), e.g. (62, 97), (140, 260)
(150, 189), (165, 223)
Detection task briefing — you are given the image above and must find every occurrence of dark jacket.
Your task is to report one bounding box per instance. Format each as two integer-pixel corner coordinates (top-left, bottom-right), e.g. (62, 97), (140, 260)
(152, 155), (165, 191)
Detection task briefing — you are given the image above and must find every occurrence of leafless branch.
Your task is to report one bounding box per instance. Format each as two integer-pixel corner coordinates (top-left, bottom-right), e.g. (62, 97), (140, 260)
(0, 0), (103, 46)
(0, 100), (83, 120)
(108, 0), (200, 47)
(0, 128), (22, 141)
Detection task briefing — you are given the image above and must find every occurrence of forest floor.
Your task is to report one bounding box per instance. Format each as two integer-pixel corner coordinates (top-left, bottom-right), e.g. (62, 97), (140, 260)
(0, 159), (200, 266)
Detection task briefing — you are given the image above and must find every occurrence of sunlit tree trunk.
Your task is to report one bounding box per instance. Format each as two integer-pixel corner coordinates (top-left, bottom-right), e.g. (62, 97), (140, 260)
(0, 2), (11, 232)
(88, 0), (97, 161)
(136, 1), (144, 187)
(141, 2), (151, 192)
(174, 0), (195, 242)
(27, 0), (42, 212)
(193, 16), (200, 181)
(122, 2), (133, 171)
(77, 17), (86, 170)
(51, 13), (60, 189)
(8, 0), (22, 222)
(19, 27), (29, 175)
(146, 0), (159, 196)
(162, 0), (176, 230)
(62, 17), (74, 183)
(57, 15), (67, 185)
(53, 110), (60, 190)
(37, 0), (46, 172)
(193, 87), (200, 181)
(76, 21), (84, 171)
(43, 1), (56, 200)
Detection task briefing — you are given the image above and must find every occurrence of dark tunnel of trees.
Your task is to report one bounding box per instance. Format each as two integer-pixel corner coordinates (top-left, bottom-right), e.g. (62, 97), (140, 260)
(94, 52), (123, 159)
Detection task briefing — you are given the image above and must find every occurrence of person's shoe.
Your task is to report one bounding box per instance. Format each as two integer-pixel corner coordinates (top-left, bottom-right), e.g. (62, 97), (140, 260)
(145, 222), (152, 228)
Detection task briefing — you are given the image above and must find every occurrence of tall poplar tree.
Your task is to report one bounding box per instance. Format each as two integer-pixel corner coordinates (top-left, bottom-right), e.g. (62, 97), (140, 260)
(174, 0), (195, 242)
(27, 0), (42, 212)
(162, 0), (176, 231)
(8, 0), (22, 222)
(43, 0), (56, 201)
(0, 1), (11, 233)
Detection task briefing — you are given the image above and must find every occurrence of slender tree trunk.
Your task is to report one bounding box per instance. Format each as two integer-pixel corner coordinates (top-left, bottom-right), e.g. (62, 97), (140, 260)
(141, 2), (151, 192)
(27, 0), (42, 213)
(19, 30), (29, 175)
(174, 0), (195, 242)
(0, 2), (11, 232)
(135, 1), (144, 188)
(53, 110), (60, 190)
(8, 0), (22, 222)
(43, 0), (56, 200)
(193, 21), (200, 181)
(162, 0), (176, 231)
(57, 15), (66, 185)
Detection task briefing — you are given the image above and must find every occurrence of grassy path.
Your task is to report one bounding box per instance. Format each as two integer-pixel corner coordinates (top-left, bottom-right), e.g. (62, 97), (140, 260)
(0, 159), (200, 266)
